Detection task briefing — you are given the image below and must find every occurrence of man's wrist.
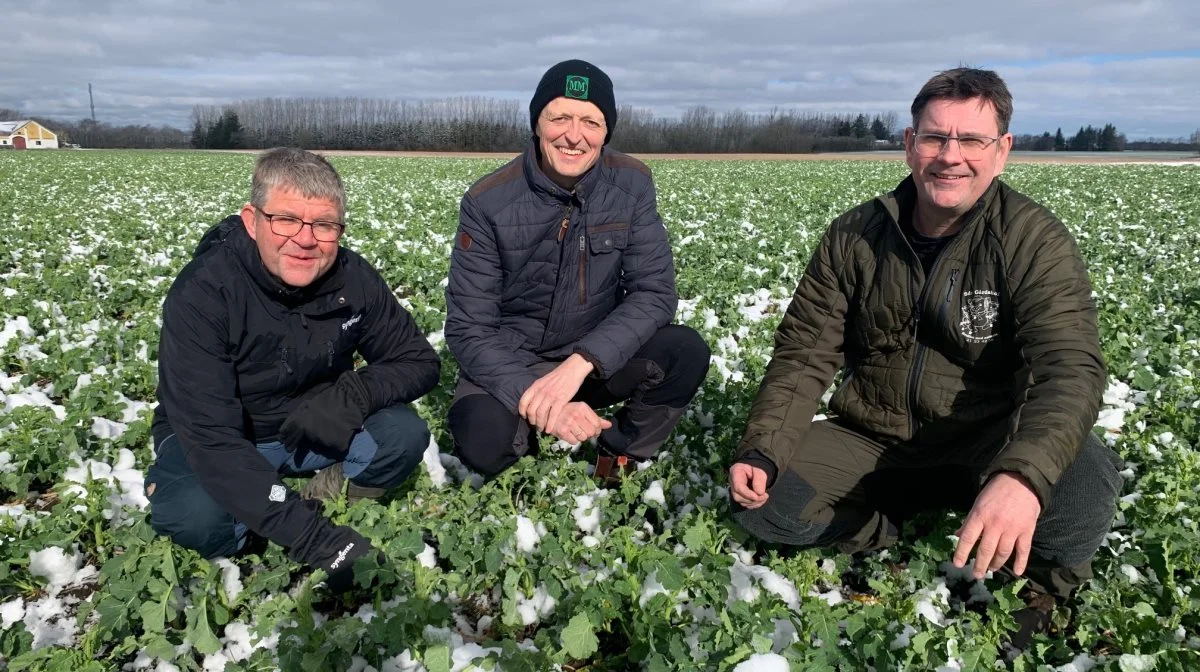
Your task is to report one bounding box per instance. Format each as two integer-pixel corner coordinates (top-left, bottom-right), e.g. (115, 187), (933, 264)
(566, 353), (595, 377)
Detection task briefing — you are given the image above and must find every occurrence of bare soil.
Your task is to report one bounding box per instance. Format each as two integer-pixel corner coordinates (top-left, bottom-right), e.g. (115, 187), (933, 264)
(211, 148), (1200, 165)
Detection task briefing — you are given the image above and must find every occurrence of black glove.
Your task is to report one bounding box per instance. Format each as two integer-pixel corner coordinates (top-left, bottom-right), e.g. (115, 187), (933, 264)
(319, 532), (378, 594)
(280, 371), (372, 456)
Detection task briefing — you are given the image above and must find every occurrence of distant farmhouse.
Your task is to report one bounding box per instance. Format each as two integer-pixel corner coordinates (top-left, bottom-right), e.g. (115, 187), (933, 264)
(0, 120), (59, 149)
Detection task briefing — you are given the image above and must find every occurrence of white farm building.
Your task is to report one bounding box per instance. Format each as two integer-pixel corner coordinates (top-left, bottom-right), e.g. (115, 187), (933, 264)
(0, 120), (59, 149)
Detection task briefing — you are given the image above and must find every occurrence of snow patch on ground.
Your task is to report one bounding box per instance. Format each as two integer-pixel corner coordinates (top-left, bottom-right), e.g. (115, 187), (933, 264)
(728, 558), (800, 610)
(63, 448), (149, 519)
(21, 547), (98, 649)
(732, 652), (790, 672)
(642, 480), (666, 506)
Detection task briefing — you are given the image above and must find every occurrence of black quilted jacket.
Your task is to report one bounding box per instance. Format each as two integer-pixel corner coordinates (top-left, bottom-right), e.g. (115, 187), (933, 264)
(445, 142), (678, 412)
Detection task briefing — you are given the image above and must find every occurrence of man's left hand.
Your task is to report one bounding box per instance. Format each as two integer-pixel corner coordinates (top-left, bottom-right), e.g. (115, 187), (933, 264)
(281, 371), (370, 455)
(518, 354), (594, 432)
(952, 472), (1041, 579)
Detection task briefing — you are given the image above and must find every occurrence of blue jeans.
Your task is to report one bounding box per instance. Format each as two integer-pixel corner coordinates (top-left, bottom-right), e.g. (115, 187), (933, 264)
(145, 404), (428, 558)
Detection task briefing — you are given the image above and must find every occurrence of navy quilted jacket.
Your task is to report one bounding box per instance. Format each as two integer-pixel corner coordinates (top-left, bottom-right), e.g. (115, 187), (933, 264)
(446, 143), (678, 412)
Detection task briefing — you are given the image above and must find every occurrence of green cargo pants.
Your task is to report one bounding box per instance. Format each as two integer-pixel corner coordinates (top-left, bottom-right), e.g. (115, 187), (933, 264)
(731, 419), (1124, 599)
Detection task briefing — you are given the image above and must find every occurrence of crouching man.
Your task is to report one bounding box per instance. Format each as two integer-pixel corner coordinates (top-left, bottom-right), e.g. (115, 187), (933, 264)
(146, 148), (439, 590)
(445, 60), (710, 482)
(729, 68), (1123, 648)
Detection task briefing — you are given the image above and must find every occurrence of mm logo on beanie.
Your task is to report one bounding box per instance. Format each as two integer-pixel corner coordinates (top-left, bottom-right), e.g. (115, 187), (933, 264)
(565, 75), (589, 100)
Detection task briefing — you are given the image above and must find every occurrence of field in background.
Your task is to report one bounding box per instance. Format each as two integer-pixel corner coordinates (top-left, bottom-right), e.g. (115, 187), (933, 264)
(1, 152), (1198, 671)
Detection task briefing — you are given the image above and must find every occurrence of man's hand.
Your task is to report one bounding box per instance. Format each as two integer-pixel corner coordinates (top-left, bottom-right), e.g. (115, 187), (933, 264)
(280, 371), (370, 455)
(729, 462), (770, 509)
(953, 472), (1042, 579)
(518, 354), (594, 432)
(544, 402), (612, 444)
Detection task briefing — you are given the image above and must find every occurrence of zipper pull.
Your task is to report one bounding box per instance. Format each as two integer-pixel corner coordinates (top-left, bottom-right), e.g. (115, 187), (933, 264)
(557, 205), (571, 242)
(579, 234), (586, 251)
(945, 269), (960, 302)
(326, 340), (334, 367)
(281, 346), (294, 374)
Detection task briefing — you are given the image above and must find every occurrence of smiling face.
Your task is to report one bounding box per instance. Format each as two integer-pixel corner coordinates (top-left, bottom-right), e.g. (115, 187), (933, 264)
(905, 97), (1012, 229)
(536, 97), (607, 189)
(240, 187), (340, 288)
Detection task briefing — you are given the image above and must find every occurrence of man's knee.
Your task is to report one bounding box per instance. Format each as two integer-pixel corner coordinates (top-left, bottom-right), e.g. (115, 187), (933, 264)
(633, 324), (711, 405)
(1034, 433), (1124, 568)
(146, 473), (242, 558)
(354, 405), (430, 488)
(732, 501), (829, 548)
(730, 470), (828, 547)
(448, 394), (523, 478)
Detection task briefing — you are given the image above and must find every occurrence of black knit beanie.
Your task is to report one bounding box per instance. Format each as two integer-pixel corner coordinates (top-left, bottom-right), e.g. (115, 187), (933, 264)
(529, 59), (618, 145)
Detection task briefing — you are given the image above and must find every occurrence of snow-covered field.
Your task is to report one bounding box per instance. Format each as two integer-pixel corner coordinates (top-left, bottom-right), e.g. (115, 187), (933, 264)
(0, 151), (1197, 671)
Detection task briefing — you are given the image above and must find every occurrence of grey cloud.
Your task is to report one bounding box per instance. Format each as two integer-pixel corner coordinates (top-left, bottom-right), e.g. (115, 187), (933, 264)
(1, 0), (1197, 137)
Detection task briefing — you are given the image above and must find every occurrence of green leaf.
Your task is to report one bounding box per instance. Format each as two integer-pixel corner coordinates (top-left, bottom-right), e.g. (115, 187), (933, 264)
(958, 643), (997, 672)
(682, 520), (712, 553)
(1132, 367), (1156, 390)
(651, 555), (685, 591)
(561, 612), (599, 660)
(1132, 602), (1157, 618)
(803, 603), (840, 648)
(138, 596), (166, 634)
(424, 645), (450, 672)
(186, 597), (222, 656)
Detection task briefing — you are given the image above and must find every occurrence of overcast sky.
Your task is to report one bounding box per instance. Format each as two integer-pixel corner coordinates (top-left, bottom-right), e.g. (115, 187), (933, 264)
(3, 0), (1198, 139)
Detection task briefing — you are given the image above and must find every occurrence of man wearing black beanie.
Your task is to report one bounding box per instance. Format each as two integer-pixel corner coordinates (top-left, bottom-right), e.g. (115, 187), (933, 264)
(444, 59), (710, 484)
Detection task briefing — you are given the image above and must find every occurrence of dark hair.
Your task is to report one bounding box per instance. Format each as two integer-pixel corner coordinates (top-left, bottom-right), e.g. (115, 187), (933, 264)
(911, 67), (1013, 135)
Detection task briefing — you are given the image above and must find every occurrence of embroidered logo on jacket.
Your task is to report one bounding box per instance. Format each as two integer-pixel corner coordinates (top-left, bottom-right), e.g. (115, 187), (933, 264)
(268, 485), (287, 502)
(960, 290), (1000, 343)
(341, 313), (362, 331)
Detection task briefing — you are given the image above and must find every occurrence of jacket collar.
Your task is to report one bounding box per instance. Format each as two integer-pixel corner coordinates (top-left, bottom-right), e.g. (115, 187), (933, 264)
(880, 175), (1002, 233)
(522, 138), (604, 205)
(211, 215), (347, 308)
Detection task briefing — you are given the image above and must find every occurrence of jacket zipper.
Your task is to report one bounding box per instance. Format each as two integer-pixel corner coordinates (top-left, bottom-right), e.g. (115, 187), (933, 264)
(556, 204), (572, 242)
(904, 260), (961, 439)
(280, 346), (294, 388)
(326, 340), (335, 368)
(578, 233), (587, 304)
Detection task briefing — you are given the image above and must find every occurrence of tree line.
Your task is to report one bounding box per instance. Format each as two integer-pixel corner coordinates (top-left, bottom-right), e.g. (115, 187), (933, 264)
(5, 101), (1197, 154)
(188, 97), (900, 153)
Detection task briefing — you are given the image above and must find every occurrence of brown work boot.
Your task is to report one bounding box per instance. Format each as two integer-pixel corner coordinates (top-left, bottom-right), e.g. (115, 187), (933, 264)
(1008, 589), (1058, 651)
(593, 451), (636, 488)
(301, 463), (386, 504)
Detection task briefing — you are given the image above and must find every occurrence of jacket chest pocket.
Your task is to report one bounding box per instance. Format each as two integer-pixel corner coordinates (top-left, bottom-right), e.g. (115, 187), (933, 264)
(580, 223), (630, 303)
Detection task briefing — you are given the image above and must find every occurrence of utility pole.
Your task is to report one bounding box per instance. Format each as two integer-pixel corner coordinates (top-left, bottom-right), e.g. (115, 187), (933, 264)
(89, 83), (95, 121)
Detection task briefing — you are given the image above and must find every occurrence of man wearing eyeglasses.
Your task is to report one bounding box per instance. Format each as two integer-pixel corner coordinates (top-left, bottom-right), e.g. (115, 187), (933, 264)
(730, 68), (1122, 648)
(146, 147), (439, 593)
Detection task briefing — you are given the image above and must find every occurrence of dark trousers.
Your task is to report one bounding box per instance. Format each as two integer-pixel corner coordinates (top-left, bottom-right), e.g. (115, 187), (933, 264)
(449, 324), (710, 478)
(145, 404), (429, 559)
(731, 419), (1124, 599)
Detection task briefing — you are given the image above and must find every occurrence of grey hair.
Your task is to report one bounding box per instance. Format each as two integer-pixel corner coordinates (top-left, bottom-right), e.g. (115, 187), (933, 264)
(250, 147), (346, 220)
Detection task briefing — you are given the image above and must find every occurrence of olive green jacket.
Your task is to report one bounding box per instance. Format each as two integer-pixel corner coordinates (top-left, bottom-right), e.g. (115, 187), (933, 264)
(736, 176), (1106, 506)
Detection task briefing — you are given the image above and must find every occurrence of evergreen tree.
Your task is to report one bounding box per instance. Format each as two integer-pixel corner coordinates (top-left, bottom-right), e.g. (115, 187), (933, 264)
(851, 113), (869, 139)
(1054, 127), (1066, 151)
(870, 115), (889, 140)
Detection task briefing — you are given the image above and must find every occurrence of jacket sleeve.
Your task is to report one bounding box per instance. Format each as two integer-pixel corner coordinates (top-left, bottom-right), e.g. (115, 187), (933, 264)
(157, 276), (368, 574)
(982, 216), (1106, 506)
(734, 226), (848, 473)
(353, 267), (441, 410)
(573, 179), (678, 377)
(444, 193), (540, 413)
